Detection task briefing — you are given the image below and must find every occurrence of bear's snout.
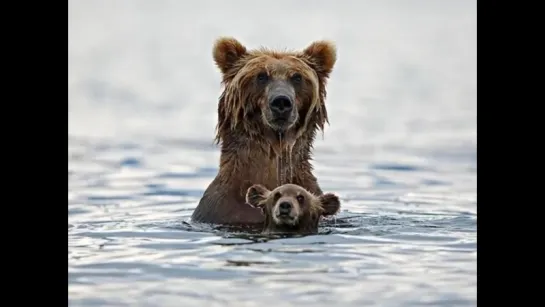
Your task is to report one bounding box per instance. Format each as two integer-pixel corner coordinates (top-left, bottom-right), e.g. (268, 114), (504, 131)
(267, 80), (296, 127)
(278, 201), (292, 215)
(270, 96), (293, 117)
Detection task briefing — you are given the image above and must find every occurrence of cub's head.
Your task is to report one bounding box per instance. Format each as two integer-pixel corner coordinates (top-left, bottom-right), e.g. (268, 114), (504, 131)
(245, 183), (340, 234)
(212, 37), (337, 143)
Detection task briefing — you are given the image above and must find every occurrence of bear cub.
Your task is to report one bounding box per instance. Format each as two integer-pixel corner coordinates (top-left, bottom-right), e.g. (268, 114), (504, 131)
(245, 183), (341, 234)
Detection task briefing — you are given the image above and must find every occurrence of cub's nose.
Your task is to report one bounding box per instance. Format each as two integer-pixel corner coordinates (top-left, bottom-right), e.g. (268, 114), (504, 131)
(278, 201), (292, 215)
(269, 95), (293, 116)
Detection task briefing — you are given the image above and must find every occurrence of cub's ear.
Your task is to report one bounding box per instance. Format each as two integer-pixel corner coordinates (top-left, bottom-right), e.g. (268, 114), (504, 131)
(245, 184), (271, 209)
(301, 40), (337, 79)
(212, 37), (248, 75)
(318, 193), (341, 216)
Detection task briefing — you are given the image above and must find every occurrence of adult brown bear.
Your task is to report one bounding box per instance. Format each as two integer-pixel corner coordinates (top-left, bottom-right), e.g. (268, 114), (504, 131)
(191, 37), (337, 226)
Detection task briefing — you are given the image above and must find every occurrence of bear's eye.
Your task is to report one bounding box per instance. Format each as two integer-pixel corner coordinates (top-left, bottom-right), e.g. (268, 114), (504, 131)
(256, 72), (269, 84)
(296, 195), (305, 204)
(290, 73), (303, 84)
(273, 192), (281, 202)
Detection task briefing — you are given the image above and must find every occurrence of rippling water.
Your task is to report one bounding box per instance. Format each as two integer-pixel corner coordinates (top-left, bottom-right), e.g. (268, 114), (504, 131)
(68, 1), (476, 306)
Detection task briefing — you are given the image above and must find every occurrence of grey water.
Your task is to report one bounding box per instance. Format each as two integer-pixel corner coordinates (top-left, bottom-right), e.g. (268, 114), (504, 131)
(68, 1), (477, 306)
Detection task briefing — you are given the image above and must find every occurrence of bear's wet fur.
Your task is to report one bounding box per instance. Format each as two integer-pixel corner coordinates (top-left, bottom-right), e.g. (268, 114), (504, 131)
(191, 37), (337, 226)
(246, 183), (340, 234)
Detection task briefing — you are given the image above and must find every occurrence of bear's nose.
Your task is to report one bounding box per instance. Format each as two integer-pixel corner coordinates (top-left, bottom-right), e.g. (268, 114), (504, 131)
(278, 201), (292, 215)
(270, 96), (293, 115)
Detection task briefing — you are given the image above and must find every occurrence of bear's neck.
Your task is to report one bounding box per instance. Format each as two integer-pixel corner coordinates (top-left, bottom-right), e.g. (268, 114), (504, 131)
(217, 130), (315, 191)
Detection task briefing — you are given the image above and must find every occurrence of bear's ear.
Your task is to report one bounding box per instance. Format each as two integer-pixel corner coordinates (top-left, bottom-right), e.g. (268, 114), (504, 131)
(245, 184), (271, 209)
(302, 40), (337, 79)
(318, 193), (341, 216)
(213, 37), (248, 75)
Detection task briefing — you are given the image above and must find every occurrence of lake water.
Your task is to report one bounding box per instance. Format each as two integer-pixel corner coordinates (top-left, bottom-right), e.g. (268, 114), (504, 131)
(68, 1), (477, 306)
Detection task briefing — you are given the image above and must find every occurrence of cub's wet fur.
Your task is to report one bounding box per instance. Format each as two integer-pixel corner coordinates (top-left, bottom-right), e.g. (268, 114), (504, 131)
(245, 183), (340, 234)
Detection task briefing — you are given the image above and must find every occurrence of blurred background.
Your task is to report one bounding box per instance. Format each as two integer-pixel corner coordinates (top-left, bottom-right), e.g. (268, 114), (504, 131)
(69, 0), (476, 306)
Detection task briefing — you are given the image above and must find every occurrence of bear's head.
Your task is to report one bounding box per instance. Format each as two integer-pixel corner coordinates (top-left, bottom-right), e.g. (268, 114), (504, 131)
(245, 183), (340, 234)
(212, 37), (337, 145)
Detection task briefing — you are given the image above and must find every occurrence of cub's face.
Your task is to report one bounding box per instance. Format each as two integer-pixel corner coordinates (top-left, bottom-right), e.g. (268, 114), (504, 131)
(245, 183), (340, 233)
(212, 37), (337, 135)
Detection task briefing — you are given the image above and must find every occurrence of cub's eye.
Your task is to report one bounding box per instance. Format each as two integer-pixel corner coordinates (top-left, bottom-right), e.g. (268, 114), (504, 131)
(296, 195), (305, 204)
(256, 72), (269, 83)
(273, 192), (281, 202)
(290, 73), (303, 83)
